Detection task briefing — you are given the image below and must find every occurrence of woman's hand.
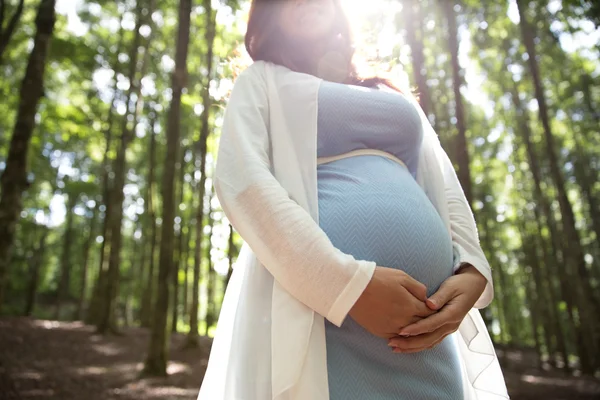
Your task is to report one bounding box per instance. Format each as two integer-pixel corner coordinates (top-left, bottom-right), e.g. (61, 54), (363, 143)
(386, 264), (487, 353)
(349, 266), (436, 340)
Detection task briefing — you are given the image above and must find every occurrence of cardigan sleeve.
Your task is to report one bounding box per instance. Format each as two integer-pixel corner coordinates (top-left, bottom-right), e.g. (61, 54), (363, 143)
(439, 145), (494, 309)
(213, 65), (376, 327)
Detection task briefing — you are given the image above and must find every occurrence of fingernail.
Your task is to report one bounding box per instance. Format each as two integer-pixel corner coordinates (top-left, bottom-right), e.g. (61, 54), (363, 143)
(399, 331), (409, 336)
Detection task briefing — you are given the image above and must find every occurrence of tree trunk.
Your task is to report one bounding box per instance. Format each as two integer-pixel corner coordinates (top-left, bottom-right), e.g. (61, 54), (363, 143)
(24, 227), (48, 316)
(0, 0), (56, 311)
(572, 134), (600, 255)
(86, 14), (126, 326)
(501, 50), (588, 372)
(404, 0), (430, 117)
(204, 187), (215, 335)
(140, 114), (158, 328)
(186, 0), (216, 348)
(74, 203), (98, 321)
(171, 146), (187, 333)
(182, 224), (190, 318)
(144, 0), (192, 375)
(523, 265), (544, 370)
(442, 0), (473, 205)
(55, 192), (77, 320)
(0, 0), (25, 63)
(516, 0), (599, 371)
(97, 0), (153, 334)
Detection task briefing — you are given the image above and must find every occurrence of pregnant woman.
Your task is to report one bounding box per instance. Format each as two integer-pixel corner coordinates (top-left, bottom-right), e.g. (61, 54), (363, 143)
(198, 1), (509, 399)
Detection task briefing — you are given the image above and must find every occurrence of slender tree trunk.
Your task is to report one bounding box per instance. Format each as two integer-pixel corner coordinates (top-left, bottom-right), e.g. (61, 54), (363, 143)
(186, 0), (216, 347)
(86, 14), (126, 326)
(186, 183), (203, 346)
(505, 68), (589, 372)
(55, 192), (77, 320)
(523, 268), (544, 370)
(24, 227), (48, 316)
(0, 0), (25, 63)
(572, 135), (600, 251)
(480, 210), (509, 344)
(525, 231), (557, 368)
(516, 0), (599, 371)
(404, 0), (430, 117)
(204, 187), (215, 335)
(75, 203), (98, 320)
(0, 0), (56, 311)
(123, 228), (141, 327)
(171, 146), (187, 333)
(144, 0), (192, 375)
(182, 225), (190, 318)
(140, 114), (158, 328)
(97, 0), (153, 334)
(442, 0), (473, 205)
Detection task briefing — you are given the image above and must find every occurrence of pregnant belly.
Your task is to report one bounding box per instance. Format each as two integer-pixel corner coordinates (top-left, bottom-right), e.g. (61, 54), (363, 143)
(317, 156), (454, 295)
(318, 156), (463, 399)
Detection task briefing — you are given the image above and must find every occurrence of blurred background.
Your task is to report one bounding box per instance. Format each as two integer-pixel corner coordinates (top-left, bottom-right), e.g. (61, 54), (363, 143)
(0, 0), (599, 399)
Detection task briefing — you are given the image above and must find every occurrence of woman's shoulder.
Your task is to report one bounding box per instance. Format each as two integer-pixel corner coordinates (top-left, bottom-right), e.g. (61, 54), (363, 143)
(234, 60), (269, 83)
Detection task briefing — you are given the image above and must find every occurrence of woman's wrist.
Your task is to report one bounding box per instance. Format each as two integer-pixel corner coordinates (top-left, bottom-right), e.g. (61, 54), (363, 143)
(455, 263), (487, 293)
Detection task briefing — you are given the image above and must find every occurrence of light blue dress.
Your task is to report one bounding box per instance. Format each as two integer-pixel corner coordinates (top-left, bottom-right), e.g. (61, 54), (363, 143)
(317, 81), (463, 399)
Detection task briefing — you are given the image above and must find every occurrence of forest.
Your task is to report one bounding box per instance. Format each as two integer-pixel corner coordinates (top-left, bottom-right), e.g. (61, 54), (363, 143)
(0, 0), (599, 399)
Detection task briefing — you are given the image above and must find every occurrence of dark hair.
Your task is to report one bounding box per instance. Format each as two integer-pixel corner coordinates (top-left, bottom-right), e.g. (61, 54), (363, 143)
(245, 0), (401, 91)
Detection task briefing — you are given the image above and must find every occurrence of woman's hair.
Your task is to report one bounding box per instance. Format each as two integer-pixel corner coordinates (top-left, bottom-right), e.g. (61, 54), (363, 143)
(244, 0), (401, 91)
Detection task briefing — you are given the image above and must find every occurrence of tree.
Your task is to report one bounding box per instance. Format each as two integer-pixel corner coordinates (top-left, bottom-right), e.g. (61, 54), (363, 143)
(516, 0), (600, 372)
(0, 0), (56, 311)
(442, 0), (473, 205)
(186, 0), (216, 347)
(0, 0), (25, 62)
(144, 0), (192, 376)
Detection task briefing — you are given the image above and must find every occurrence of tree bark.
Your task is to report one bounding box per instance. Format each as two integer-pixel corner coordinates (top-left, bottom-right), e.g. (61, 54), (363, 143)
(171, 146), (187, 333)
(509, 80), (586, 372)
(75, 202), (98, 320)
(517, 0), (599, 371)
(144, 0), (192, 375)
(442, 0), (473, 205)
(182, 223), (190, 318)
(140, 113), (158, 328)
(24, 227), (48, 316)
(86, 13), (126, 326)
(404, 0), (430, 117)
(0, 0), (56, 311)
(186, 0), (216, 348)
(523, 265), (544, 370)
(0, 0), (25, 63)
(54, 191), (77, 320)
(204, 187), (215, 335)
(97, 0), (153, 334)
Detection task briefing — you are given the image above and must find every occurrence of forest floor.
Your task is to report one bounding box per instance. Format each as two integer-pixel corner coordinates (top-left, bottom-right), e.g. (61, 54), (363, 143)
(1, 317), (600, 400)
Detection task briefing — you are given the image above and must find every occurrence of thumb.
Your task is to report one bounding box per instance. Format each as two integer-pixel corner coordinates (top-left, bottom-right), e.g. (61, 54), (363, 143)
(426, 281), (456, 310)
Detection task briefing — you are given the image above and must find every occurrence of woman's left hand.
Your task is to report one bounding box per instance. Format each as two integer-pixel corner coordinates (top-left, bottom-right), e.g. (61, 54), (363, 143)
(387, 264), (487, 354)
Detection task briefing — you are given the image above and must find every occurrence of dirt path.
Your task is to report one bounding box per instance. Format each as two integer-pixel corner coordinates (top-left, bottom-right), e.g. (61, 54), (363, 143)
(1, 317), (599, 399)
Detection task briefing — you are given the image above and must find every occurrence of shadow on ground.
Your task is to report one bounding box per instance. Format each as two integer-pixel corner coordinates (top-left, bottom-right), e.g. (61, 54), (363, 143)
(1, 317), (599, 399)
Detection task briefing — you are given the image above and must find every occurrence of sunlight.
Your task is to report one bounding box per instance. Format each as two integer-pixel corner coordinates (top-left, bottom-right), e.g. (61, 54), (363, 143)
(342, 0), (404, 58)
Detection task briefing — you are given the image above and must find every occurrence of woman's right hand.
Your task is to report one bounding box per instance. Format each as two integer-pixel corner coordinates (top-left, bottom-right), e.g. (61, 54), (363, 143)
(348, 266), (435, 339)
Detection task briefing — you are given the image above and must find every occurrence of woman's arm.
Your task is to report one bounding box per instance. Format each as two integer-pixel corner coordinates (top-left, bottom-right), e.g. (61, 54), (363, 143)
(405, 91), (494, 309)
(213, 64), (376, 327)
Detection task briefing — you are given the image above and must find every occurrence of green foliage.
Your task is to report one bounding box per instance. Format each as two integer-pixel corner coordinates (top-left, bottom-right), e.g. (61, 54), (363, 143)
(1, 0), (599, 373)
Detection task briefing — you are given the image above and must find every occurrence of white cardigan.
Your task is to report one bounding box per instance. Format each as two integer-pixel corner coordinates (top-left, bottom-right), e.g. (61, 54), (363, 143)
(198, 61), (509, 400)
